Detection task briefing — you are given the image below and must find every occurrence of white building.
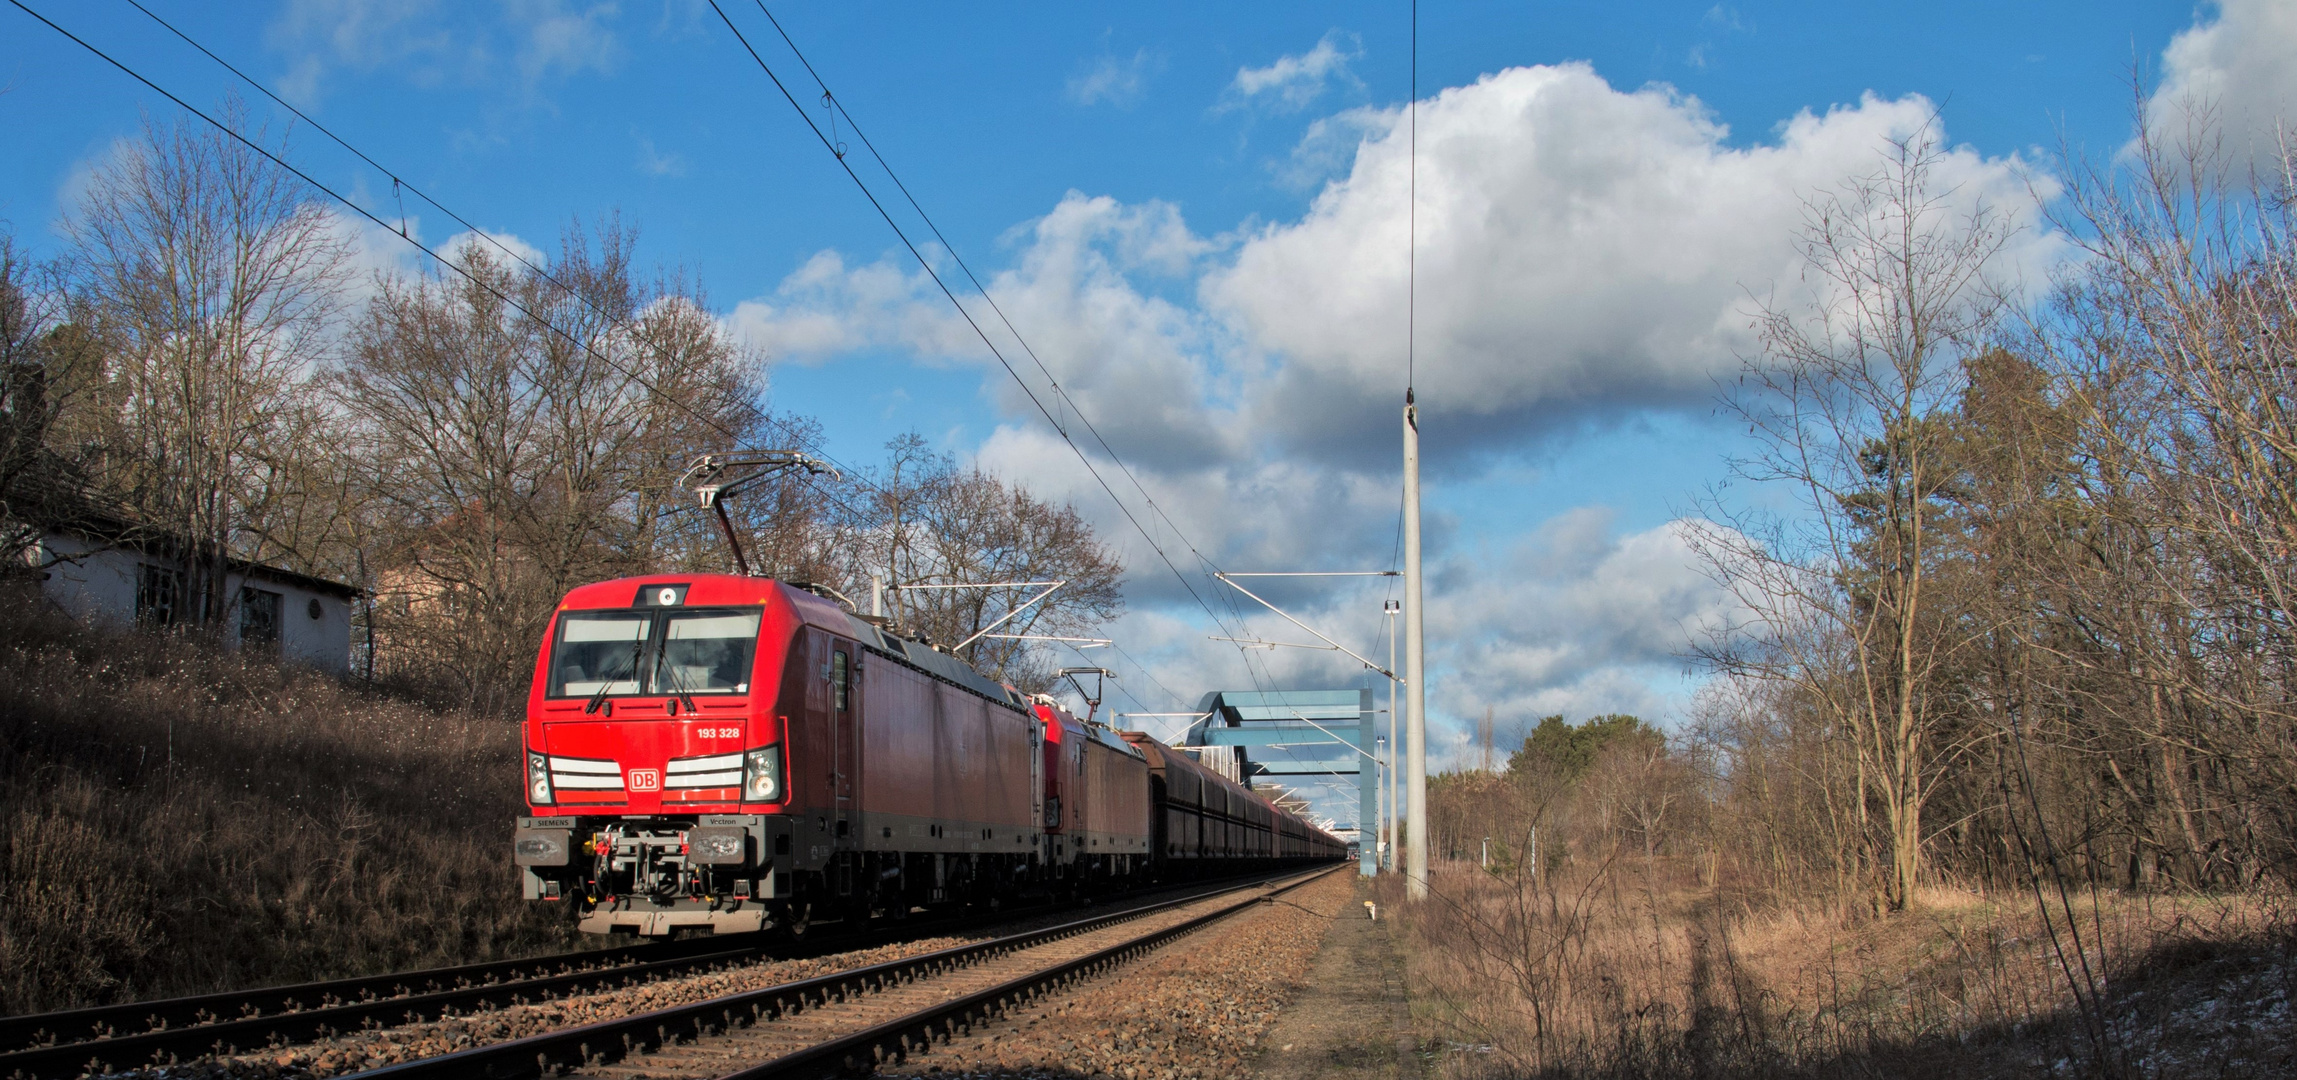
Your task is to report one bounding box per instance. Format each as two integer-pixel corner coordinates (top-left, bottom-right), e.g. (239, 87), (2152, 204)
(31, 526), (359, 674)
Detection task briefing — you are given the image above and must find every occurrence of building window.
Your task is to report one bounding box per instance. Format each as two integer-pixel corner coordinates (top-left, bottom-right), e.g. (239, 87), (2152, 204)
(240, 587), (282, 648)
(136, 564), (183, 627)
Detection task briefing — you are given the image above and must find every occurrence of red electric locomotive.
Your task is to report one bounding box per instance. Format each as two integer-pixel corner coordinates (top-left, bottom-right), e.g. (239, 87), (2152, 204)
(1035, 696), (1153, 887)
(513, 571), (1345, 936)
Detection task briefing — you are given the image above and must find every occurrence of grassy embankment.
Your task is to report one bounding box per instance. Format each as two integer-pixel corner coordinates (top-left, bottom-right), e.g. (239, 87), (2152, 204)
(1378, 859), (2296, 1079)
(0, 590), (580, 1015)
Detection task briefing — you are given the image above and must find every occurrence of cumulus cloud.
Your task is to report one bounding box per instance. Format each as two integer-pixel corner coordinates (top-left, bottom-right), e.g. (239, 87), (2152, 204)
(730, 196), (1239, 468)
(269, 0), (621, 104)
(1429, 512), (1736, 727)
(2148, 0), (2297, 171)
(1064, 508), (1734, 778)
(319, 210), (549, 311)
(441, 227), (546, 271)
(1207, 64), (2056, 466)
(745, 65), (2053, 475)
(723, 250), (975, 363)
(1067, 48), (1159, 108)
(1223, 31), (1363, 113)
(726, 61), (2051, 745)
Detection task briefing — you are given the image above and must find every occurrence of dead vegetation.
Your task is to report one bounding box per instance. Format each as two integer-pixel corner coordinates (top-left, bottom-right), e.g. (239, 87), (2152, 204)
(1382, 856), (2294, 1080)
(0, 592), (578, 1015)
(1361, 96), (2297, 1080)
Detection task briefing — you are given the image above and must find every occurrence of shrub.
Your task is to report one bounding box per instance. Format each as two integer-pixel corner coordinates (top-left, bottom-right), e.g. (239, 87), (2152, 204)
(0, 588), (579, 1013)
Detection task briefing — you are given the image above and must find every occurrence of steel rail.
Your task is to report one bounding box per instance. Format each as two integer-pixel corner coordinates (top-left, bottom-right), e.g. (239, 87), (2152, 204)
(716, 865), (1341, 1080)
(349, 866), (1337, 1080)
(0, 942), (772, 1077)
(0, 940), (696, 1052)
(0, 884), (1071, 1075)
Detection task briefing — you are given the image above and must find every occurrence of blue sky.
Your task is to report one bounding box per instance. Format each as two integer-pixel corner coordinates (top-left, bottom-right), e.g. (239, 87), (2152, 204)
(4, 1), (2286, 826)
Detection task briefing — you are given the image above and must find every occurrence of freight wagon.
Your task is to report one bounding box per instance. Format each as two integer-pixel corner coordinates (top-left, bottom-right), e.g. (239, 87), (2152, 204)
(512, 574), (1342, 936)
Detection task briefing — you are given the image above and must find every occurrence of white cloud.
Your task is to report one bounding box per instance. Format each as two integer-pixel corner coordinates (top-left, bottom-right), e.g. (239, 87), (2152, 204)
(324, 212), (548, 301)
(726, 62), (2055, 749)
(507, 0), (621, 87)
(743, 65), (2057, 474)
(441, 227), (546, 271)
(1064, 506), (1735, 780)
(722, 250), (974, 364)
(1206, 64), (2057, 464)
(635, 134), (687, 177)
(1429, 512), (1737, 726)
(1224, 31), (1363, 113)
(2148, 0), (2297, 171)
(269, 0), (621, 104)
(1272, 106), (1388, 190)
(729, 195), (1236, 465)
(331, 206), (427, 284)
(1067, 49), (1158, 108)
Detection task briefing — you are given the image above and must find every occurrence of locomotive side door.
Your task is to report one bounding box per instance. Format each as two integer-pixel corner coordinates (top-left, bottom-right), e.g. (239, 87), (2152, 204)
(829, 641), (857, 840)
(1028, 707), (1043, 831)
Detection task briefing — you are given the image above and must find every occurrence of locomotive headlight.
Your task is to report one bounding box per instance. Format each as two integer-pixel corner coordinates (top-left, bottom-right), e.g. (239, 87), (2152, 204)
(742, 745), (783, 801)
(527, 752), (553, 804)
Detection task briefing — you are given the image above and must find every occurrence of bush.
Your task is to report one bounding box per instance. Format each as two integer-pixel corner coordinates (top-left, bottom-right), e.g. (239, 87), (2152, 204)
(0, 588), (580, 1014)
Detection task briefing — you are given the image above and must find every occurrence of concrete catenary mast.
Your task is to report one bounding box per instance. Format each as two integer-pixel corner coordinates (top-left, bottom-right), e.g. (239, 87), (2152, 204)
(1403, 390), (1428, 900)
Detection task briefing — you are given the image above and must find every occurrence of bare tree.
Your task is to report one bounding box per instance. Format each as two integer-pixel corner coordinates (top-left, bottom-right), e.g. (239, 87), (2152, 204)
(0, 230), (93, 559)
(63, 104), (350, 627)
(338, 222), (767, 709)
(1692, 121), (2014, 911)
(818, 435), (1124, 691)
(2017, 100), (2297, 884)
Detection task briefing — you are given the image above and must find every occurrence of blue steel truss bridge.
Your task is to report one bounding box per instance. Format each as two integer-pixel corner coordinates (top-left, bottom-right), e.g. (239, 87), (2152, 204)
(1179, 688), (1379, 876)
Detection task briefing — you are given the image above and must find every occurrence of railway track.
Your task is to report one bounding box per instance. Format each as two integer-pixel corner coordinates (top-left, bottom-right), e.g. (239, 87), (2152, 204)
(0, 936), (773, 1079)
(0, 868), (1329, 1078)
(352, 866), (1340, 1080)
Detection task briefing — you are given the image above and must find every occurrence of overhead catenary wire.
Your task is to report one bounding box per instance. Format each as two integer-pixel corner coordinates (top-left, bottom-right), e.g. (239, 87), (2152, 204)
(738, 4), (1315, 719)
(747, 1), (1240, 608)
(37, 0), (905, 533)
(731, 6), (1351, 735)
(721, 2), (1313, 726)
(40, 0), (1351, 824)
(737, 2), (1255, 631)
(111, 0), (990, 545)
(82, 0), (1313, 805)
(700, 3), (1276, 680)
(3, 0), (779, 473)
(93, 0), (1086, 652)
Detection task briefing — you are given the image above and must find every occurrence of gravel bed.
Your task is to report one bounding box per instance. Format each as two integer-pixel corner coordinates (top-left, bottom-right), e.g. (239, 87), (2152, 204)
(871, 869), (1352, 1080)
(95, 935), (973, 1080)
(92, 882), (1288, 1080)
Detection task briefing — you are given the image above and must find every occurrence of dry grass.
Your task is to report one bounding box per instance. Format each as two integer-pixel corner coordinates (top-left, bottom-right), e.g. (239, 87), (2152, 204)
(1381, 855), (2297, 1079)
(0, 585), (581, 1015)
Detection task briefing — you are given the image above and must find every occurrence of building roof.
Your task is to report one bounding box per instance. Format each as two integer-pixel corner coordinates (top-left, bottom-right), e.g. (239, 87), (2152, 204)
(7, 455), (361, 598)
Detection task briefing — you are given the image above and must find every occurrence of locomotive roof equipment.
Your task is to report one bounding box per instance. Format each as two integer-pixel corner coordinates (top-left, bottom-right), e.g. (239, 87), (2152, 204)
(677, 450), (836, 578)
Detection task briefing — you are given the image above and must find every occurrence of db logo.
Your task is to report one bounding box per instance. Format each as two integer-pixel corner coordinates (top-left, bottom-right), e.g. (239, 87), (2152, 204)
(627, 769), (660, 792)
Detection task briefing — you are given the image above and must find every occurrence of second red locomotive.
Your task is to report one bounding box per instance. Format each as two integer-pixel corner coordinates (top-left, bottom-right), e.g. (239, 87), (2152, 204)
(512, 573), (1342, 935)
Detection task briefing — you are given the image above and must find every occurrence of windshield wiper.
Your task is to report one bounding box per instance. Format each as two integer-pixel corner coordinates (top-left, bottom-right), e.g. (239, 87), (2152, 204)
(653, 647), (701, 715)
(586, 640), (643, 715)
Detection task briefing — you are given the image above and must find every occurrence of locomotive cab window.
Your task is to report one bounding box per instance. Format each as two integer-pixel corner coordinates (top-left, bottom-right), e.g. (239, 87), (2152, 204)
(657, 611), (761, 694)
(546, 608), (762, 698)
(551, 613), (649, 697)
(831, 649), (849, 711)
